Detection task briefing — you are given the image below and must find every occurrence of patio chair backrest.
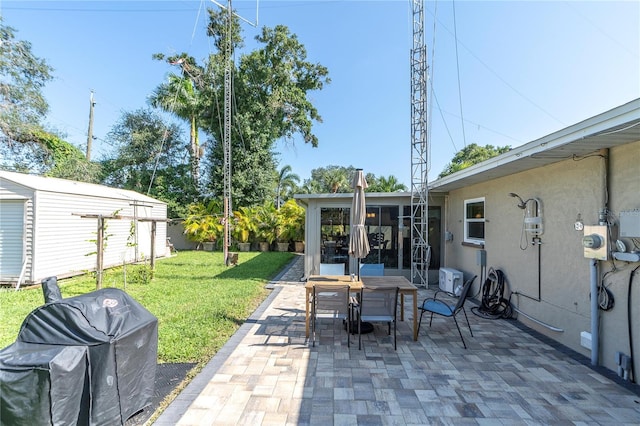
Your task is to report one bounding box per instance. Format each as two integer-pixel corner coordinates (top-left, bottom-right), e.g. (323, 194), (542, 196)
(319, 263), (345, 276)
(359, 263), (384, 276)
(312, 284), (351, 347)
(359, 286), (398, 321)
(313, 285), (350, 318)
(453, 276), (476, 312)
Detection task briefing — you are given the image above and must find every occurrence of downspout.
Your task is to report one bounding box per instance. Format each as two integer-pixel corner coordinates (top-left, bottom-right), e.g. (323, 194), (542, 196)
(444, 194), (450, 268)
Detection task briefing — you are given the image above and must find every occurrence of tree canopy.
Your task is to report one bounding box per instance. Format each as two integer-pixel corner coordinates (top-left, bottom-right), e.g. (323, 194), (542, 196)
(1, 11), (410, 218)
(300, 165), (408, 194)
(101, 109), (198, 218)
(153, 9), (330, 208)
(0, 18), (59, 172)
(0, 18), (53, 147)
(439, 143), (511, 178)
(367, 175), (407, 192)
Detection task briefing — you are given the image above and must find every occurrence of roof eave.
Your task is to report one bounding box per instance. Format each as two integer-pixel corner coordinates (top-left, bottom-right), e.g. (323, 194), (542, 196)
(429, 98), (640, 192)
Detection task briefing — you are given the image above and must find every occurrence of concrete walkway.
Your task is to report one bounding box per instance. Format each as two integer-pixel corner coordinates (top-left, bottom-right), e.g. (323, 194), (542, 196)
(154, 255), (640, 425)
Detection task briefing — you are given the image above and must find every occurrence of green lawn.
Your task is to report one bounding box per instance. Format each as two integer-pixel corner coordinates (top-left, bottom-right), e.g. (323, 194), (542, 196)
(0, 251), (294, 364)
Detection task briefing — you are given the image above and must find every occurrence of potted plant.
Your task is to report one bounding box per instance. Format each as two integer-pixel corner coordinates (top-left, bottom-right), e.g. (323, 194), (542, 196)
(232, 206), (254, 252)
(183, 200), (223, 251)
(275, 227), (290, 252)
(255, 202), (278, 252)
(279, 199), (305, 252)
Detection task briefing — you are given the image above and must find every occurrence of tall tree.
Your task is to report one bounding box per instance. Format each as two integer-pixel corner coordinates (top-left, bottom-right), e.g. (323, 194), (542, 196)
(198, 9), (329, 207)
(101, 109), (198, 218)
(150, 57), (204, 190)
(439, 143), (511, 178)
(0, 18), (54, 164)
(275, 164), (300, 208)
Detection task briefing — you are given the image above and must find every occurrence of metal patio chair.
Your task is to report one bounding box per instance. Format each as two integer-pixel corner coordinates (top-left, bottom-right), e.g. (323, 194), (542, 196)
(319, 263), (346, 276)
(417, 275), (477, 348)
(355, 286), (399, 350)
(311, 284), (351, 347)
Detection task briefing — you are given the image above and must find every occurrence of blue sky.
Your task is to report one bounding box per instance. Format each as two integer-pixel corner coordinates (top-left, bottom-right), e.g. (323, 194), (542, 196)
(2, 1), (638, 187)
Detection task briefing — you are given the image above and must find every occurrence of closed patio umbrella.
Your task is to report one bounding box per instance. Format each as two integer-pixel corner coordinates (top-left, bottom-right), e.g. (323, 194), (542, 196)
(348, 169), (370, 280)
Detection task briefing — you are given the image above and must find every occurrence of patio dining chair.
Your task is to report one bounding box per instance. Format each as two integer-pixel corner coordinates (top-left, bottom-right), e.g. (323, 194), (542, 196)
(311, 284), (351, 347)
(355, 286), (399, 350)
(359, 263), (384, 276)
(417, 275), (477, 348)
(319, 263), (346, 276)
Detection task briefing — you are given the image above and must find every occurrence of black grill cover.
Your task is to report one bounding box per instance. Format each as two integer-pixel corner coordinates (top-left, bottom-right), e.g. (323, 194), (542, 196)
(0, 342), (89, 426)
(16, 287), (158, 425)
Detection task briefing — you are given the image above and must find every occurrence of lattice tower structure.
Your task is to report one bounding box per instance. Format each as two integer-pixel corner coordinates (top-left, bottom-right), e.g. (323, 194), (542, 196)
(223, 0), (233, 265)
(410, 0), (430, 286)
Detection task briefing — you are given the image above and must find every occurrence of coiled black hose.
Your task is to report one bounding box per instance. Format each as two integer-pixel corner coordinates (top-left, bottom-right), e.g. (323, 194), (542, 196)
(471, 268), (514, 319)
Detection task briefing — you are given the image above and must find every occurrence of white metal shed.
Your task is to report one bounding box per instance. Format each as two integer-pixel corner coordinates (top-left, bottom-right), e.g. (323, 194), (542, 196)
(0, 171), (168, 286)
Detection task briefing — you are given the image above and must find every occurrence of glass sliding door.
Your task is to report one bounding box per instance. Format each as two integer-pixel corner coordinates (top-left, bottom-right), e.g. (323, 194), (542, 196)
(402, 205), (441, 270)
(363, 206), (398, 268)
(320, 208), (350, 273)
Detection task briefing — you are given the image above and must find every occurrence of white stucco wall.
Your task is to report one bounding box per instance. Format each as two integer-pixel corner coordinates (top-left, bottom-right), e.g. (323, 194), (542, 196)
(442, 140), (640, 374)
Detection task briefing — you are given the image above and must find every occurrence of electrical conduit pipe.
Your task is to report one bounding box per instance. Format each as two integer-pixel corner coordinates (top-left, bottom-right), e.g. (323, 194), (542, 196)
(590, 258), (599, 366)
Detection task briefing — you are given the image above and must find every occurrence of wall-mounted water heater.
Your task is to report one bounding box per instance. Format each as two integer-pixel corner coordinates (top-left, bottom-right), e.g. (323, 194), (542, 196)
(508, 193), (543, 244)
(583, 225), (608, 261)
(524, 198), (544, 238)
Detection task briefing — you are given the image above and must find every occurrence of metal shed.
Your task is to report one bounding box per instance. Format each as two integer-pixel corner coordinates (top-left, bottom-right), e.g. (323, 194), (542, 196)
(0, 171), (168, 287)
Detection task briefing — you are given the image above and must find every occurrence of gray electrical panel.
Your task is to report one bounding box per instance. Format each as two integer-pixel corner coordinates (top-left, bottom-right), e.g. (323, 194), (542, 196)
(620, 210), (640, 238)
(476, 249), (486, 266)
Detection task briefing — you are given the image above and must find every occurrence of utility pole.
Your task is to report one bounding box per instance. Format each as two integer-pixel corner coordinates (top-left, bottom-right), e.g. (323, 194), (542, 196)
(86, 91), (96, 161)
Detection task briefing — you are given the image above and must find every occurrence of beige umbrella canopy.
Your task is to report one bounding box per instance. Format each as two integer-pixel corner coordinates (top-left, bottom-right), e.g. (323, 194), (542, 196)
(348, 169), (370, 278)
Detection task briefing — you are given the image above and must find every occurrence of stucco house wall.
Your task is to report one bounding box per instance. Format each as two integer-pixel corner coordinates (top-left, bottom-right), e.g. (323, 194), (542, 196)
(440, 134), (639, 375)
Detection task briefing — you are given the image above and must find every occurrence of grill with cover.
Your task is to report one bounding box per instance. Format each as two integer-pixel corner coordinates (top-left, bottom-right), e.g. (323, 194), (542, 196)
(0, 277), (158, 425)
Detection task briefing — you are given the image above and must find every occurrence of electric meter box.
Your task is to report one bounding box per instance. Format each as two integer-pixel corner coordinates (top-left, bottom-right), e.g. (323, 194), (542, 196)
(620, 210), (640, 238)
(439, 267), (463, 294)
(583, 225), (608, 261)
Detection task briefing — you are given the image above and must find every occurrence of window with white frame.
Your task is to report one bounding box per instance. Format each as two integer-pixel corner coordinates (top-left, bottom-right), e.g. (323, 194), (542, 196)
(464, 197), (485, 244)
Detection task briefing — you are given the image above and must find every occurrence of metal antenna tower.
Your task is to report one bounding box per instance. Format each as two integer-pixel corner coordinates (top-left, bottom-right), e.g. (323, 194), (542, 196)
(222, 0), (233, 266)
(410, 0), (430, 286)
(211, 0), (257, 266)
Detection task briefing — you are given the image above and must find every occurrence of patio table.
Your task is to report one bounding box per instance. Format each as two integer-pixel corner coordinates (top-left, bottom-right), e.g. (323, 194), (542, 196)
(305, 275), (419, 341)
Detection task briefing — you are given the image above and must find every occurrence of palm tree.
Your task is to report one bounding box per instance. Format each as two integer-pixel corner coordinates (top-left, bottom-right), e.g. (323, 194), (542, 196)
(299, 179), (322, 194)
(150, 73), (203, 189)
(325, 168), (349, 193)
(275, 165), (300, 208)
(371, 175), (407, 192)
